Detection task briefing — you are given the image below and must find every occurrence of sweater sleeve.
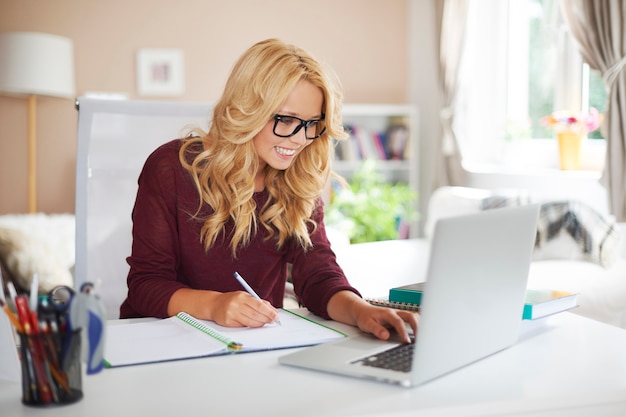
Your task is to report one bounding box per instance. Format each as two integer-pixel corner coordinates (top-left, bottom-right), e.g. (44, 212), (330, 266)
(120, 140), (195, 318)
(289, 199), (361, 319)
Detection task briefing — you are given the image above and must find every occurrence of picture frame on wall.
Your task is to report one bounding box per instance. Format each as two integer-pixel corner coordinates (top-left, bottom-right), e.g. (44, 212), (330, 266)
(136, 48), (185, 97)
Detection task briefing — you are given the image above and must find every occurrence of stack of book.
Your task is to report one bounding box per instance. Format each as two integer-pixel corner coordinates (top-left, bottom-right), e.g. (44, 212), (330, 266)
(367, 282), (578, 320)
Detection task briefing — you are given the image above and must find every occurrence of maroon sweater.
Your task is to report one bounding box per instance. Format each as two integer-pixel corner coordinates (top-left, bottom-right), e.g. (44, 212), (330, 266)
(119, 139), (359, 319)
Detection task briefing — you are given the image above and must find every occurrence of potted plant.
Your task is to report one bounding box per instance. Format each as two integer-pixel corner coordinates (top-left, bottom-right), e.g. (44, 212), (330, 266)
(540, 107), (601, 170)
(325, 160), (418, 243)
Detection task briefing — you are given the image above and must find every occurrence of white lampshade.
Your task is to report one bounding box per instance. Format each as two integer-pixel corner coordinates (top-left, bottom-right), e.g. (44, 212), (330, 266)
(0, 31), (75, 98)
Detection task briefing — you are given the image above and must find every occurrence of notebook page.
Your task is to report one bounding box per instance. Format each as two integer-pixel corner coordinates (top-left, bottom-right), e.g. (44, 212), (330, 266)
(104, 317), (227, 367)
(204, 309), (345, 351)
(104, 309), (346, 367)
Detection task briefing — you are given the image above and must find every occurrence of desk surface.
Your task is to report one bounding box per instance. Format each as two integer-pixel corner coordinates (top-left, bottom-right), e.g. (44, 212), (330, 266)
(1, 311), (626, 417)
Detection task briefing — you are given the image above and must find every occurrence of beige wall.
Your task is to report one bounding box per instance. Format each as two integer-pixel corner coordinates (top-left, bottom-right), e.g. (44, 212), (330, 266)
(0, 0), (410, 214)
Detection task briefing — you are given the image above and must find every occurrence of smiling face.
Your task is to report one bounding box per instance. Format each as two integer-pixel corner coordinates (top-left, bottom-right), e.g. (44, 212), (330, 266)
(253, 80), (324, 174)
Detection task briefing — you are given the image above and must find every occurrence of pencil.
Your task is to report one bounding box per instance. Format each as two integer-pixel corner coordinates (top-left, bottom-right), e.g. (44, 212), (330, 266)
(0, 298), (24, 333)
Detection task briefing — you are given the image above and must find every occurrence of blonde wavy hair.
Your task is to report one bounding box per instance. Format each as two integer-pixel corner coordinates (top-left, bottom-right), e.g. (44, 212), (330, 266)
(180, 38), (348, 257)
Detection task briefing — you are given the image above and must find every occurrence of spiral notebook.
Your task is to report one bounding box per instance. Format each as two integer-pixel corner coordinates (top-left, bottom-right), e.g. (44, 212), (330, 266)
(365, 297), (420, 312)
(104, 309), (346, 367)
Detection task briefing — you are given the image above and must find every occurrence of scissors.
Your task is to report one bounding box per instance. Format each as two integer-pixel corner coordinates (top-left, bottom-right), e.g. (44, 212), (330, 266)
(48, 283), (97, 331)
(47, 285), (76, 332)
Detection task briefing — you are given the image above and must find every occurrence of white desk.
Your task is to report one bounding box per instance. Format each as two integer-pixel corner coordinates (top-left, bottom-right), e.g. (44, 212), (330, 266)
(1, 311), (625, 417)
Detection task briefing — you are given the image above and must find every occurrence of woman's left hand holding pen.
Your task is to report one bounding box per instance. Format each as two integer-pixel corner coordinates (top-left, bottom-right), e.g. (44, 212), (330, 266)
(167, 287), (280, 328)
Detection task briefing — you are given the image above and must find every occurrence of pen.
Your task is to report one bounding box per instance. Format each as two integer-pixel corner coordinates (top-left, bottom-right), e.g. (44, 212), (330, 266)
(2, 278), (32, 402)
(233, 271), (281, 326)
(15, 294), (54, 404)
(0, 277), (23, 331)
(7, 281), (18, 305)
(29, 273), (39, 312)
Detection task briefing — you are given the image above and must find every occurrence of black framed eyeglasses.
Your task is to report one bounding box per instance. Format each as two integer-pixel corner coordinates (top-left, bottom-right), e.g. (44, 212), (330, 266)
(272, 114), (326, 140)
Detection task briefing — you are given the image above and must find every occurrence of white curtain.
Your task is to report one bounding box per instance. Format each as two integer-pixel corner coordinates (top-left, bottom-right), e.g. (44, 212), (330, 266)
(434, 0), (469, 188)
(560, 0), (626, 221)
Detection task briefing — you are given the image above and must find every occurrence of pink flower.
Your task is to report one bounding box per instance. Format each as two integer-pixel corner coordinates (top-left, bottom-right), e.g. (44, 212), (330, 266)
(540, 107), (601, 133)
(584, 107), (600, 132)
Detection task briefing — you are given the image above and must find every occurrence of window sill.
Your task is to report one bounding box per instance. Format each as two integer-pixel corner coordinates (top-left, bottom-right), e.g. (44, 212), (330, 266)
(462, 138), (605, 178)
(461, 139), (608, 215)
(463, 163), (602, 180)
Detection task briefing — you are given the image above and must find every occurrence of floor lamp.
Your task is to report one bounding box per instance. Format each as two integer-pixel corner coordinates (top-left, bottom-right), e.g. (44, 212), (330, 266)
(0, 32), (75, 213)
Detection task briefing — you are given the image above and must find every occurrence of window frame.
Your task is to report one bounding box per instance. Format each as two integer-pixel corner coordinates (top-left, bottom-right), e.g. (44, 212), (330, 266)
(457, 0), (605, 174)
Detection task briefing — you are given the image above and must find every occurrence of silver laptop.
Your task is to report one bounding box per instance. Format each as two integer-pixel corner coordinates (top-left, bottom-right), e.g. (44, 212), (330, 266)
(279, 204), (540, 387)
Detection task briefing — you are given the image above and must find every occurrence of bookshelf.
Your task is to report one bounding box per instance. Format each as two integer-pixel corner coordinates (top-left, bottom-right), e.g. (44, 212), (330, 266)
(332, 104), (419, 238)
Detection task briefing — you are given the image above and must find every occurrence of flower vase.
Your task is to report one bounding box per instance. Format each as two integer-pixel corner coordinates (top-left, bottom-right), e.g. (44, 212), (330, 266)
(557, 131), (584, 170)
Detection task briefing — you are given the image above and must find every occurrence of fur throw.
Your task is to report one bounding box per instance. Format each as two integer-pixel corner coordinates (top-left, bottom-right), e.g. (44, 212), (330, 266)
(0, 214), (74, 293)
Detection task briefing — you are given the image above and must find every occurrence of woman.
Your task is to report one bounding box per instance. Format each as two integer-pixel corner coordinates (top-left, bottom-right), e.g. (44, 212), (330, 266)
(120, 38), (417, 343)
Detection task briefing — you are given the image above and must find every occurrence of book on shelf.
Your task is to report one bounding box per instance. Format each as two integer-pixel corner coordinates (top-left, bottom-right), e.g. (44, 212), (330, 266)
(385, 123), (408, 160)
(104, 309), (346, 367)
(336, 124), (408, 162)
(371, 283), (578, 320)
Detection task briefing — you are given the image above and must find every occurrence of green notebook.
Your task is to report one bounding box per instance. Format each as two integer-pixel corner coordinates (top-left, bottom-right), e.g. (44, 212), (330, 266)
(387, 283), (578, 320)
(388, 282), (426, 305)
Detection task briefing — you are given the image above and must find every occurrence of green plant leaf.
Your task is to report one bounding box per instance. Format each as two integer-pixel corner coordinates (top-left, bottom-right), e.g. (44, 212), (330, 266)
(326, 160), (418, 243)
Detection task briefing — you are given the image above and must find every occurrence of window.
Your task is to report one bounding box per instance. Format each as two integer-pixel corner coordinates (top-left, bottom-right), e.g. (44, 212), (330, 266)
(456, 0), (606, 171)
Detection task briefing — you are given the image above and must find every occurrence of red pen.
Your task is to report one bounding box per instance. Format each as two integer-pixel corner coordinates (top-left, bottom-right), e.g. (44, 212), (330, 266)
(15, 295), (53, 404)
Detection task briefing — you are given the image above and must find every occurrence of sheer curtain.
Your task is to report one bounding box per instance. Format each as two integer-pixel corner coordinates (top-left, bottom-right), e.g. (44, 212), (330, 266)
(452, 1), (509, 170)
(560, 0), (626, 221)
(434, 0), (469, 188)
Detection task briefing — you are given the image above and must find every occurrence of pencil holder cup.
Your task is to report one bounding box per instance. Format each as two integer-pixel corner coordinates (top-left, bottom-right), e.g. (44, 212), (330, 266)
(18, 329), (83, 406)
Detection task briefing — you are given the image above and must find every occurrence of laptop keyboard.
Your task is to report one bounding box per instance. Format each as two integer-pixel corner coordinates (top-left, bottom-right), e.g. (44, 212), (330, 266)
(352, 342), (415, 373)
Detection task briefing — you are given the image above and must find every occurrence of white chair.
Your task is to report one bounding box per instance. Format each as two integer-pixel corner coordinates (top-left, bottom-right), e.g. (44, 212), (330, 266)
(74, 97), (212, 318)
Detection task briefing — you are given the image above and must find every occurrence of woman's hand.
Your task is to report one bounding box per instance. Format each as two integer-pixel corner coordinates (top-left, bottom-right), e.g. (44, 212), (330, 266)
(211, 291), (280, 327)
(352, 303), (418, 343)
(168, 288), (280, 327)
(327, 291), (419, 343)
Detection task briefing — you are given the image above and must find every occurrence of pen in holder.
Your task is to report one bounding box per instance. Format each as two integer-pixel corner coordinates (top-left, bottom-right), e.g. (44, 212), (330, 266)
(18, 328), (83, 406)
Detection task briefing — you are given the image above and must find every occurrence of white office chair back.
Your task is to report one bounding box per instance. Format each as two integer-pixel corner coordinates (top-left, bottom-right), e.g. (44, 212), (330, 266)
(75, 97), (212, 318)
